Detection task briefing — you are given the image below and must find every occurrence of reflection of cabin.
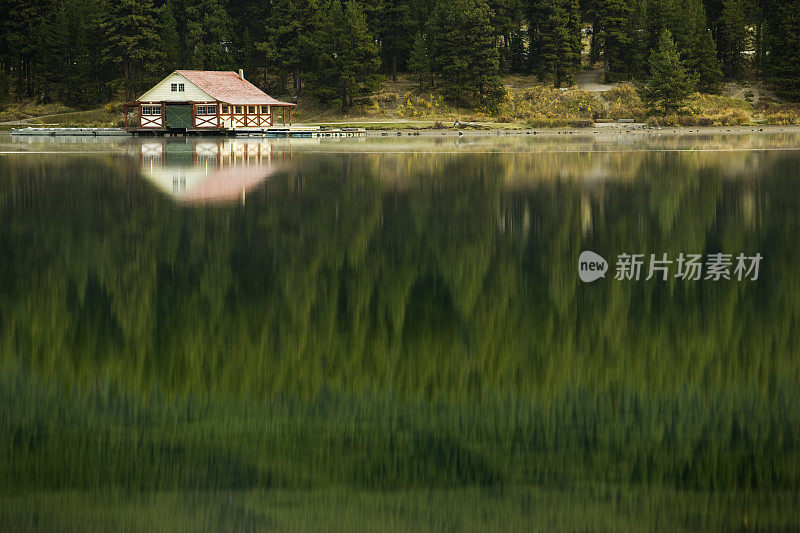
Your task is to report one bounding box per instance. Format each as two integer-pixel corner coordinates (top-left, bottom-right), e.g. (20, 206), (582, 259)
(125, 70), (296, 134)
(140, 139), (282, 203)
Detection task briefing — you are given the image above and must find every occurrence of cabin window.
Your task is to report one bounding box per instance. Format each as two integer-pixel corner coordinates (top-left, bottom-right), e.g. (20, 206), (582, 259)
(234, 106), (243, 114)
(261, 105), (269, 114)
(247, 105), (256, 114)
(170, 83), (177, 92)
(196, 106), (206, 115)
(207, 105), (217, 115)
(142, 105), (161, 115)
(178, 83), (185, 92)
(221, 105), (229, 114)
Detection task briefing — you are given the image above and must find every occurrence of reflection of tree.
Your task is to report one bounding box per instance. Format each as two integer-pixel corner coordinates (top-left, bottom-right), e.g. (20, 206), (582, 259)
(1, 150), (800, 492)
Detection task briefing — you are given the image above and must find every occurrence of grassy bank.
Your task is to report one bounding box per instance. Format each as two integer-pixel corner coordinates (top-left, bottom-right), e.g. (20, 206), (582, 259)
(3, 76), (799, 130)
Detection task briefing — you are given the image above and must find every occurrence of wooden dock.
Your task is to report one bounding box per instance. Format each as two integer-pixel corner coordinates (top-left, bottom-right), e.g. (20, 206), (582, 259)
(234, 128), (366, 138)
(10, 127), (130, 136)
(11, 126), (366, 139)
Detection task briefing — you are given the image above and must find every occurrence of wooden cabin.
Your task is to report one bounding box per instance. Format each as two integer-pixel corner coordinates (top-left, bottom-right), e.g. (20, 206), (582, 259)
(125, 70), (296, 133)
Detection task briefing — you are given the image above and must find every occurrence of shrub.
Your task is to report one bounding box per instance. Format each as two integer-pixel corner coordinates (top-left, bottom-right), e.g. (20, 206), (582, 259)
(501, 86), (603, 125)
(764, 111), (800, 125)
(397, 94), (445, 117)
(603, 84), (646, 121)
(646, 110), (749, 127)
(758, 102), (800, 125)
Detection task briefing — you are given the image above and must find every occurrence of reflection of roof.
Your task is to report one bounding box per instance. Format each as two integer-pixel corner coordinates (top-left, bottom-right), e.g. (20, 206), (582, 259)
(176, 70), (296, 106)
(183, 166), (273, 203)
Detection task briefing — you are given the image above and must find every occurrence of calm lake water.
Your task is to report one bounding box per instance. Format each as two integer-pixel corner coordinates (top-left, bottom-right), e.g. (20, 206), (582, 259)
(1, 132), (799, 531)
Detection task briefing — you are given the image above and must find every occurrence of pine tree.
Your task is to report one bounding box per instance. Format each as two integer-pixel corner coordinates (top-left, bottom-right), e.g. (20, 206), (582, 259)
(227, 0), (271, 86)
(677, 0), (722, 92)
(594, 0), (633, 80)
(377, 0), (413, 81)
(489, 0), (525, 73)
(428, 0), (506, 109)
(159, 1), (181, 72)
(691, 28), (723, 92)
(4, 0), (56, 97)
(718, 0), (747, 80)
(100, 0), (165, 100)
(539, 0), (581, 87)
(525, 0), (548, 75)
(36, 2), (70, 102)
(639, 0), (721, 92)
(308, 0), (382, 111)
(641, 29), (696, 114)
(764, 0), (800, 99)
(260, 0), (322, 96)
(186, 0), (234, 70)
(407, 31), (430, 89)
(508, 28), (527, 73)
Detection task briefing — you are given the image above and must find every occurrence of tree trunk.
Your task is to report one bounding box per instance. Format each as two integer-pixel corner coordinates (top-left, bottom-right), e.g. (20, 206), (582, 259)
(754, 20), (762, 82)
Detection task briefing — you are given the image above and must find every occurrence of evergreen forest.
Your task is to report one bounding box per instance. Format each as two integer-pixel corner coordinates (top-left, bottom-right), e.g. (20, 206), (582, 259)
(1, 0), (799, 111)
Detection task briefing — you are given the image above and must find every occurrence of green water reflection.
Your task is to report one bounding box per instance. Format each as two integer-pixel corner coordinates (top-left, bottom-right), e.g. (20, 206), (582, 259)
(1, 135), (799, 530)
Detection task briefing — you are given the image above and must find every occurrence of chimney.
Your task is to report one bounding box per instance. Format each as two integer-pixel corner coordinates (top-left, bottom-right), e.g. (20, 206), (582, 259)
(238, 69), (244, 80)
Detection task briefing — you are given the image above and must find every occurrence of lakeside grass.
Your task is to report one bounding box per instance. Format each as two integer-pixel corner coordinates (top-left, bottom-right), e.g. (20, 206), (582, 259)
(3, 76), (799, 130)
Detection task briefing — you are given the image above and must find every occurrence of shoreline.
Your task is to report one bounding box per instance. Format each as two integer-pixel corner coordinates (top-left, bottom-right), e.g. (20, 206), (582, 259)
(362, 124), (800, 137)
(4, 124), (800, 139)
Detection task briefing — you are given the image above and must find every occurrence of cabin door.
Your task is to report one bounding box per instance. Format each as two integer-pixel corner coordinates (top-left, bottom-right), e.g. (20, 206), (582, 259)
(165, 104), (192, 129)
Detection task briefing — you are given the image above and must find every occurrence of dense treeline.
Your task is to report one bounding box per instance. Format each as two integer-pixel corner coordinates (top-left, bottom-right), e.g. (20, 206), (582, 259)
(0, 0), (799, 110)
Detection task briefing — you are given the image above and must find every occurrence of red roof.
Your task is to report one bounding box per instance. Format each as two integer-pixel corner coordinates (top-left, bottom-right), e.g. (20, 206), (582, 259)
(176, 70), (295, 106)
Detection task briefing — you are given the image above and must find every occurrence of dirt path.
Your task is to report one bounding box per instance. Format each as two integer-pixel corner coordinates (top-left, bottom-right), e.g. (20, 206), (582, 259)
(576, 69), (613, 92)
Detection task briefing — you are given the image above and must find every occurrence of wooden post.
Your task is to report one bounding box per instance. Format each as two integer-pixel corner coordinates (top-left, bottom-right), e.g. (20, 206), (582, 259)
(216, 101), (221, 130)
(191, 104), (196, 130)
(288, 107), (292, 126)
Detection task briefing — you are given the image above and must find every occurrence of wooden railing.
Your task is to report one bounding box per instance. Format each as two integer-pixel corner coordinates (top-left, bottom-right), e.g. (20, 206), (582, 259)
(194, 114), (219, 128)
(140, 114), (163, 128)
